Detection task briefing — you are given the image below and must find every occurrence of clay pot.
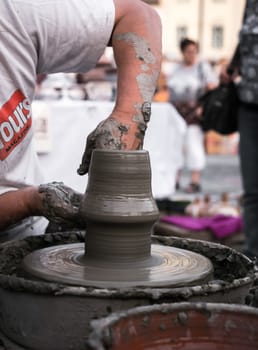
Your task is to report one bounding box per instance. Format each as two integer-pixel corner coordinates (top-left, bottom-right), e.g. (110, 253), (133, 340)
(86, 302), (258, 350)
(80, 150), (159, 263)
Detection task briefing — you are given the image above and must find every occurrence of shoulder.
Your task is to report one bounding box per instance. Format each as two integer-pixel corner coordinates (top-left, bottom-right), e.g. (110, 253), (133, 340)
(198, 60), (215, 75)
(199, 60), (213, 70)
(198, 60), (218, 83)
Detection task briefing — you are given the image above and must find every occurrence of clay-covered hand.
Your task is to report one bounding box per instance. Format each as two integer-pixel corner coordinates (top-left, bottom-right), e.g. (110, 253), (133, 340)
(77, 114), (146, 175)
(38, 182), (83, 225)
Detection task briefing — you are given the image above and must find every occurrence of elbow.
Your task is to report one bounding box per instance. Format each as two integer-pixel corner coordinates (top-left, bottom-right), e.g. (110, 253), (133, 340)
(140, 1), (162, 37)
(114, 0), (162, 36)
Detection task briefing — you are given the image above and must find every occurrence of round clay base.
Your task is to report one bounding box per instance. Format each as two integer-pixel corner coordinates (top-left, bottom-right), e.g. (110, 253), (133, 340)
(22, 243), (213, 288)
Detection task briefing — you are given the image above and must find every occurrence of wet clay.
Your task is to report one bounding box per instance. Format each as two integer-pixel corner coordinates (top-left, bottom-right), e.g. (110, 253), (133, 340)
(80, 149), (159, 262)
(246, 274), (258, 307)
(22, 243), (213, 288)
(23, 150), (213, 288)
(38, 182), (83, 226)
(0, 233), (255, 350)
(86, 302), (258, 350)
(21, 150), (252, 291)
(81, 118), (129, 151)
(115, 32), (158, 102)
(77, 117), (143, 176)
(0, 233), (253, 300)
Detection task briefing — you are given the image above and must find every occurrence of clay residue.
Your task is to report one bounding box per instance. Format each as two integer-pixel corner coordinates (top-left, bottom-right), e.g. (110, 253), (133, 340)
(115, 32), (156, 68)
(132, 103), (151, 145)
(0, 232), (255, 302)
(246, 274), (258, 307)
(0, 232), (85, 294)
(77, 118), (130, 175)
(39, 182), (83, 226)
(113, 33), (160, 150)
(90, 116), (144, 151)
(152, 236), (254, 282)
(136, 70), (159, 102)
(89, 118), (129, 149)
(115, 32), (159, 104)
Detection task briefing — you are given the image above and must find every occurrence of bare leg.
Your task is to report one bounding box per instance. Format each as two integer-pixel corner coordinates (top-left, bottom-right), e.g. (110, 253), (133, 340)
(175, 169), (182, 190)
(190, 170), (201, 185)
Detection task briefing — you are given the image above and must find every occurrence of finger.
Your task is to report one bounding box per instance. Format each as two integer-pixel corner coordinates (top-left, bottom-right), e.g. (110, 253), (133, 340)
(72, 191), (84, 207)
(38, 182), (64, 195)
(77, 133), (95, 175)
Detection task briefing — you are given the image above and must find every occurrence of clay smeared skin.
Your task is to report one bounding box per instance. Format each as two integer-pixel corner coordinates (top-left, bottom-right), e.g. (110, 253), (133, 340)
(38, 182), (83, 225)
(116, 32), (158, 137)
(77, 33), (160, 176)
(115, 33), (157, 73)
(77, 118), (131, 175)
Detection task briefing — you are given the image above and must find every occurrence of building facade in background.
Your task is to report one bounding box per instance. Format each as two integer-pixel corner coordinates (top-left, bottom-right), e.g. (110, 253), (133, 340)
(144, 0), (245, 61)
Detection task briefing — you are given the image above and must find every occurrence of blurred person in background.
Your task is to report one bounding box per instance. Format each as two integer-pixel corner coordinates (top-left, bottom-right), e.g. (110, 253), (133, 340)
(222, 0), (258, 260)
(167, 38), (218, 193)
(0, 0), (161, 240)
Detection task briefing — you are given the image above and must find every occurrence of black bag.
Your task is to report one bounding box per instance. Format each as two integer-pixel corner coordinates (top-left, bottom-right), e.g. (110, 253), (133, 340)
(174, 102), (203, 125)
(198, 44), (240, 135)
(199, 81), (239, 135)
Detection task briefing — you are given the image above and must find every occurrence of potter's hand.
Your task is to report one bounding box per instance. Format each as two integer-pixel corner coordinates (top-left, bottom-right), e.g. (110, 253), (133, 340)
(76, 0), (162, 175)
(77, 112), (148, 175)
(38, 182), (83, 225)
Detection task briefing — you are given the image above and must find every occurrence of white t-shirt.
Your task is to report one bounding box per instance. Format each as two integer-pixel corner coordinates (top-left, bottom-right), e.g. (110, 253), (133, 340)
(0, 0), (115, 238)
(167, 61), (218, 104)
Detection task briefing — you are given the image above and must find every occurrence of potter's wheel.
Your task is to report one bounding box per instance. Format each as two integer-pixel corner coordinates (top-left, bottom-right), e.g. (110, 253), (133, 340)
(22, 243), (213, 288)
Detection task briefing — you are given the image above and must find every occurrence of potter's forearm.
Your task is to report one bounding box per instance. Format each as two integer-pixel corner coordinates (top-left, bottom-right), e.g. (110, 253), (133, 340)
(0, 187), (42, 229)
(112, 0), (162, 127)
(0, 182), (83, 229)
(77, 1), (162, 175)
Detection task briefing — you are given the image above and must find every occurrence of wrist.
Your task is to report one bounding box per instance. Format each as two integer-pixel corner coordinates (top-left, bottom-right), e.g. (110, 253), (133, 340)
(23, 186), (43, 216)
(112, 101), (152, 124)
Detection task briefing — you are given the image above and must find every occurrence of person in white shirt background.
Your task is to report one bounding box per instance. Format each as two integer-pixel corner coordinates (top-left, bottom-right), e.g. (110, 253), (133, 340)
(167, 38), (218, 193)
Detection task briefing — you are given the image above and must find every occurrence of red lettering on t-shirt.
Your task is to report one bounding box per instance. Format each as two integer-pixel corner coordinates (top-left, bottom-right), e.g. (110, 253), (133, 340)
(0, 90), (32, 160)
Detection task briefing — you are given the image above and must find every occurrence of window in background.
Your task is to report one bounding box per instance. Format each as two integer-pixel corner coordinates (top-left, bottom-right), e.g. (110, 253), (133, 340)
(177, 26), (188, 44)
(212, 26), (224, 48)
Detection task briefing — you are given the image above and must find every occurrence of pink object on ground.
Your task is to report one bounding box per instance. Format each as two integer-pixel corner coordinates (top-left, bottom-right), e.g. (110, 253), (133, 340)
(160, 214), (243, 239)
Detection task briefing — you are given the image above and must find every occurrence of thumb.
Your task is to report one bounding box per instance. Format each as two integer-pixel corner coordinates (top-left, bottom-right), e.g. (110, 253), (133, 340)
(77, 134), (95, 175)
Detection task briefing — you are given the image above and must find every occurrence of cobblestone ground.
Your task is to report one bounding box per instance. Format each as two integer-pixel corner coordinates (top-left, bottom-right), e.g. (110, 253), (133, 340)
(176, 154), (242, 201)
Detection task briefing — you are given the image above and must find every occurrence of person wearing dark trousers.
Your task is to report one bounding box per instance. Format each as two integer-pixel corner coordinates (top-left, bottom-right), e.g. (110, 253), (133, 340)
(223, 0), (258, 260)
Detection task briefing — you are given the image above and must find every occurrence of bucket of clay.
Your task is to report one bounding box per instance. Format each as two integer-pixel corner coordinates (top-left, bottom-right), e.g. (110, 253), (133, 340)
(86, 302), (258, 350)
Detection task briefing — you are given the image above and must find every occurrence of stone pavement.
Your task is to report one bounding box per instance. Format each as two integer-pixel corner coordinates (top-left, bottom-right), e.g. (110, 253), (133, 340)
(156, 154), (245, 253)
(173, 154), (242, 202)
